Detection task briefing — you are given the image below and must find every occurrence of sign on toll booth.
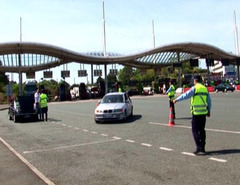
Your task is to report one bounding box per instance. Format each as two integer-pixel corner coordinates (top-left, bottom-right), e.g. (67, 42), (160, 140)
(26, 72), (35, 79)
(61, 70), (70, 78)
(43, 71), (53, 78)
(94, 70), (102, 77)
(78, 70), (87, 77)
(110, 69), (118, 75)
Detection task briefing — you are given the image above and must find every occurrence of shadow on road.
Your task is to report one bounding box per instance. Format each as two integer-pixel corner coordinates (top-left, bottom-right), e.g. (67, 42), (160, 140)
(15, 117), (62, 124)
(99, 115), (142, 124)
(175, 117), (192, 120)
(48, 118), (62, 122)
(124, 114), (142, 123)
(206, 149), (240, 156)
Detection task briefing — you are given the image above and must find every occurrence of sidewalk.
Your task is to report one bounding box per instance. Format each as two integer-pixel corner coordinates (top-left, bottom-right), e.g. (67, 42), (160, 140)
(0, 104), (9, 111)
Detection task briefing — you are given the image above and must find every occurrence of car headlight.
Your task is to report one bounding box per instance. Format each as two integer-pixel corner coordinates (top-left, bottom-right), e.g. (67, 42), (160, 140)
(114, 109), (124, 113)
(95, 110), (102, 114)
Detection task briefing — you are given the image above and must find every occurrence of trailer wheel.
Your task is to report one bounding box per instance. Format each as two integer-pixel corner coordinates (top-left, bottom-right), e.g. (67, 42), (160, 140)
(14, 115), (19, 123)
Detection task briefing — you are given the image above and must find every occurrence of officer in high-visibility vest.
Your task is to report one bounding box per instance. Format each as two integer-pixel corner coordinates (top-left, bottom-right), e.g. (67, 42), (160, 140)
(40, 90), (48, 121)
(173, 75), (212, 155)
(166, 80), (176, 118)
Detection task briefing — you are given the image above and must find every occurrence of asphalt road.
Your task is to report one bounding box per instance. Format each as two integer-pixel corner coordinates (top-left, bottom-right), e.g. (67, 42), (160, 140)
(0, 92), (240, 185)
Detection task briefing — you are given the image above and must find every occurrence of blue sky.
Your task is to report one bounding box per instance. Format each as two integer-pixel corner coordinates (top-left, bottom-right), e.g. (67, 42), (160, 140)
(1, 0), (239, 84)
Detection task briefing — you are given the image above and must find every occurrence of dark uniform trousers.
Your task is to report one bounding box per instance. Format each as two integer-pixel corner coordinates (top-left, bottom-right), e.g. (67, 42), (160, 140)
(169, 96), (175, 117)
(191, 115), (206, 150)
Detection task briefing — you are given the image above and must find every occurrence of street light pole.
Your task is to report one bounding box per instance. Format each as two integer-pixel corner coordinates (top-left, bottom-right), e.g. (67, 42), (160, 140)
(103, 1), (108, 94)
(152, 20), (157, 83)
(19, 17), (23, 96)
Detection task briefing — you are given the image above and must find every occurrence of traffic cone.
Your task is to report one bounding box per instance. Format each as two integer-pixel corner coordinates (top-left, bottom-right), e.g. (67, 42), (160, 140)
(168, 107), (176, 127)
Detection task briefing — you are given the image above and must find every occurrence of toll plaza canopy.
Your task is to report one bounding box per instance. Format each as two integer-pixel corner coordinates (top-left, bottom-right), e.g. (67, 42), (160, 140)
(0, 42), (240, 73)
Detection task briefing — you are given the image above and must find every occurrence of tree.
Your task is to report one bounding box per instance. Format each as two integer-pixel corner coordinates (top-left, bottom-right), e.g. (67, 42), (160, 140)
(143, 69), (155, 81)
(107, 73), (117, 87)
(0, 72), (9, 88)
(118, 66), (132, 85)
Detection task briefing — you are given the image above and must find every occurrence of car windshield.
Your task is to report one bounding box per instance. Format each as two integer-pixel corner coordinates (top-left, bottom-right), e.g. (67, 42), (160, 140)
(102, 95), (124, 103)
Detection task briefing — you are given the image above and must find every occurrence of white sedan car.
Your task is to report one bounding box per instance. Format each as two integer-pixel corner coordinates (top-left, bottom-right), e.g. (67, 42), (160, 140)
(94, 92), (133, 123)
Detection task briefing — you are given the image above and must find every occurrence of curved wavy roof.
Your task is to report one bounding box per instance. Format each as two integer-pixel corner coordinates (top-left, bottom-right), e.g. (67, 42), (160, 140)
(0, 42), (239, 72)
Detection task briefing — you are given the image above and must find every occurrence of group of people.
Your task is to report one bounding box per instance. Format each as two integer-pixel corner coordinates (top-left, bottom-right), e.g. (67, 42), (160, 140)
(167, 75), (212, 155)
(34, 88), (48, 121)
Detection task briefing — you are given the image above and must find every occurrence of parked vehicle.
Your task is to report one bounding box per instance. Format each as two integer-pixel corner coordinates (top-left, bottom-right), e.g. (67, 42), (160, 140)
(94, 92), (133, 123)
(143, 87), (154, 95)
(8, 96), (38, 123)
(214, 83), (235, 92)
(127, 89), (139, 96)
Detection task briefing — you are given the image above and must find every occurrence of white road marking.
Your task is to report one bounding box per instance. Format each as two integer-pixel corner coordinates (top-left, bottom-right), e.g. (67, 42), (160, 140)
(101, 134), (108, 137)
(68, 126), (72, 128)
(141, 143), (152, 147)
(62, 124), (66, 126)
(23, 138), (121, 154)
(74, 127), (80, 130)
(149, 122), (240, 134)
(91, 131), (98, 134)
(209, 157), (227, 163)
(181, 152), (195, 156)
(159, 147), (173, 151)
(112, 136), (122, 140)
(125, 140), (135, 143)
(0, 137), (55, 185)
(83, 129), (89, 132)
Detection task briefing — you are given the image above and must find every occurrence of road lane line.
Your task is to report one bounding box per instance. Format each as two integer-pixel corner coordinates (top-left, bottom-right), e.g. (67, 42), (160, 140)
(74, 127), (80, 130)
(23, 138), (121, 154)
(149, 122), (240, 134)
(0, 137), (55, 185)
(159, 147), (173, 151)
(141, 143), (152, 147)
(101, 134), (108, 137)
(125, 140), (135, 143)
(91, 131), (98, 134)
(62, 124), (66, 126)
(209, 157), (227, 163)
(83, 129), (89, 132)
(181, 152), (195, 156)
(112, 136), (122, 140)
(68, 126), (72, 128)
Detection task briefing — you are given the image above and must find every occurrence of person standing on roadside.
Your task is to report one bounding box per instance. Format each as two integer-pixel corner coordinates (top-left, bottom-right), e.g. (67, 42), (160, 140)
(40, 90), (48, 121)
(173, 75), (212, 155)
(34, 88), (41, 120)
(166, 80), (176, 118)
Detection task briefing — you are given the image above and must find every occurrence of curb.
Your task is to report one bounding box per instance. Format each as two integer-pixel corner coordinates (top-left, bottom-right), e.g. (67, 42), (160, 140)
(0, 106), (9, 111)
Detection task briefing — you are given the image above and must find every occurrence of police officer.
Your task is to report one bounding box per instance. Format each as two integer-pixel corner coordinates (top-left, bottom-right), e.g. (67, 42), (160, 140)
(40, 90), (48, 121)
(34, 87), (41, 120)
(166, 80), (176, 118)
(173, 75), (212, 155)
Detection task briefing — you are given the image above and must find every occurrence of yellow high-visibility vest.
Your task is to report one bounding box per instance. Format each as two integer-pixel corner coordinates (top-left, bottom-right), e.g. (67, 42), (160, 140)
(191, 83), (209, 115)
(40, 93), (48, 108)
(168, 85), (175, 100)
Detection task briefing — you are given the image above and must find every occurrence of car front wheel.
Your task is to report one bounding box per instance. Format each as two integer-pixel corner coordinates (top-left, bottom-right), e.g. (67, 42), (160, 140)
(123, 110), (127, 121)
(95, 119), (101, 124)
(130, 107), (133, 117)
